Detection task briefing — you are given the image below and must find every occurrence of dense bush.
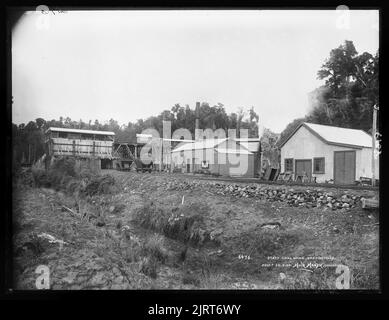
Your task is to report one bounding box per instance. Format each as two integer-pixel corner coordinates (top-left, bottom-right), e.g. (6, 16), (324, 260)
(31, 157), (115, 197)
(51, 157), (77, 177)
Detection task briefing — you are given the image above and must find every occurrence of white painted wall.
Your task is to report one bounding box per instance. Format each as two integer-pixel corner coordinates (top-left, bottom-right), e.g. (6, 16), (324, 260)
(359, 147), (380, 179)
(280, 125), (379, 183)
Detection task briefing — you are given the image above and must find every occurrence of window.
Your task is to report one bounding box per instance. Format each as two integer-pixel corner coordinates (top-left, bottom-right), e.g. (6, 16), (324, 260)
(68, 133), (81, 140)
(285, 158), (293, 172)
(81, 134), (93, 140)
(313, 157), (325, 174)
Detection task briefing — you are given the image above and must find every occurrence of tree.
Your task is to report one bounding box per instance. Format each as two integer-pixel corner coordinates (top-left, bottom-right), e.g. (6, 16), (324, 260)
(310, 40), (378, 132)
(35, 118), (46, 130)
(317, 40), (358, 97)
(12, 104), (269, 164)
(249, 107), (259, 123)
(277, 117), (306, 147)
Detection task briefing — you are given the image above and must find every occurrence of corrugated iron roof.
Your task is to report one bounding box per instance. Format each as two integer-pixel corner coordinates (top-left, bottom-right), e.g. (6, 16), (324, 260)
(171, 138), (227, 153)
(279, 122), (373, 149)
(234, 138), (261, 142)
(237, 141), (260, 152)
(215, 148), (253, 155)
(46, 127), (115, 136)
(304, 122), (372, 148)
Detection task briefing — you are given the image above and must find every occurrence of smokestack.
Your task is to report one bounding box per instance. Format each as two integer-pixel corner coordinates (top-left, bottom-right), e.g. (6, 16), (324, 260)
(257, 117), (264, 140)
(195, 102), (200, 141)
(195, 102), (200, 130)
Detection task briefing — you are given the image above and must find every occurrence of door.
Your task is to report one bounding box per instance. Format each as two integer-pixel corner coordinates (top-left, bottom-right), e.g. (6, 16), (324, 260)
(334, 151), (356, 184)
(295, 160), (312, 179)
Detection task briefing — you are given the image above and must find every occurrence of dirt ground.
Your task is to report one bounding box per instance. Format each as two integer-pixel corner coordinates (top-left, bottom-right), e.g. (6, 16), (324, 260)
(13, 170), (380, 290)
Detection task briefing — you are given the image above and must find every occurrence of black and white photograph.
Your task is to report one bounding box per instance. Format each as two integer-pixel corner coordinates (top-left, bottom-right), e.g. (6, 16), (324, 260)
(9, 7), (380, 293)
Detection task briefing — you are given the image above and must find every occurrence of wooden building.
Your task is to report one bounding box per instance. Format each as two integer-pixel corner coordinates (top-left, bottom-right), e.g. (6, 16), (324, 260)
(44, 127), (115, 171)
(279, 122), (379, 184)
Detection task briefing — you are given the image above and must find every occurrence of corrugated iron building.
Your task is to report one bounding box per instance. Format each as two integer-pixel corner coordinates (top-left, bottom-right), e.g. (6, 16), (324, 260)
(279, 122), (379, 184)
(171, 137), (260, 177)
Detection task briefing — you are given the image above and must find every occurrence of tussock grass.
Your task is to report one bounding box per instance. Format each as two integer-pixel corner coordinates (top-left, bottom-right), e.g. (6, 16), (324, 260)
(141, 234), (168, 263)
(140, 256), (159, 279)
(133, 201), (210, 246)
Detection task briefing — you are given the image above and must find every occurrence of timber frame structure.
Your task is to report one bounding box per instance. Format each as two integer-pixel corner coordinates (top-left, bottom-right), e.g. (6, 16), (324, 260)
(45, 127), (115, 159)
(112, 141), (148, 170)
(44, 127), (116, 171)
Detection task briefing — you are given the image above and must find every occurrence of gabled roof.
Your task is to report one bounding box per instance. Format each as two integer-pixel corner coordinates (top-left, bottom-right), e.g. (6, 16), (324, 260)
(46, 127), (115, 136)
(234, 138), (261, 142)
(279, 122), (372, 149)
(215, 148), (253, 155)
(237, 141), (260, 153)
(171, 138), (227, 153)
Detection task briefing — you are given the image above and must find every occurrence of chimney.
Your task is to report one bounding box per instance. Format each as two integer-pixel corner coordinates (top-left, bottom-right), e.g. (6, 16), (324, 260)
(195, 102), (200, 140)
(195, 102), (200, 130)
(257, 116), (264, 140)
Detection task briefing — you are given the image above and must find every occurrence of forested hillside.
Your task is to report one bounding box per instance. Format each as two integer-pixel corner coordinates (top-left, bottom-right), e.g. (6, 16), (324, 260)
(12, 104), (265, 166)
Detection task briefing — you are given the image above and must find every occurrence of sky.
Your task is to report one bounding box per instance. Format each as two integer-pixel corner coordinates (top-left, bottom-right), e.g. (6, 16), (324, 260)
(12, 9), (379, 133)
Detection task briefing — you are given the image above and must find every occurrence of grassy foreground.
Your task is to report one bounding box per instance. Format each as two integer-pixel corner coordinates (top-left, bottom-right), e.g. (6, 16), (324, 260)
(12, 164), (380, 290)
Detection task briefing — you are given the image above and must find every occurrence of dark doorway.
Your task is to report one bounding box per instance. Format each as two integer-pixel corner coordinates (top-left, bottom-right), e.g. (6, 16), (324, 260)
(101, 159), (112, 169)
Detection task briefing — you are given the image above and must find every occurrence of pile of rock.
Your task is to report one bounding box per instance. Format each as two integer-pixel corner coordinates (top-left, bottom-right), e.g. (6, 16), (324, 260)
(133, 175), (367, 211)
(212, 184), (361, 210)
